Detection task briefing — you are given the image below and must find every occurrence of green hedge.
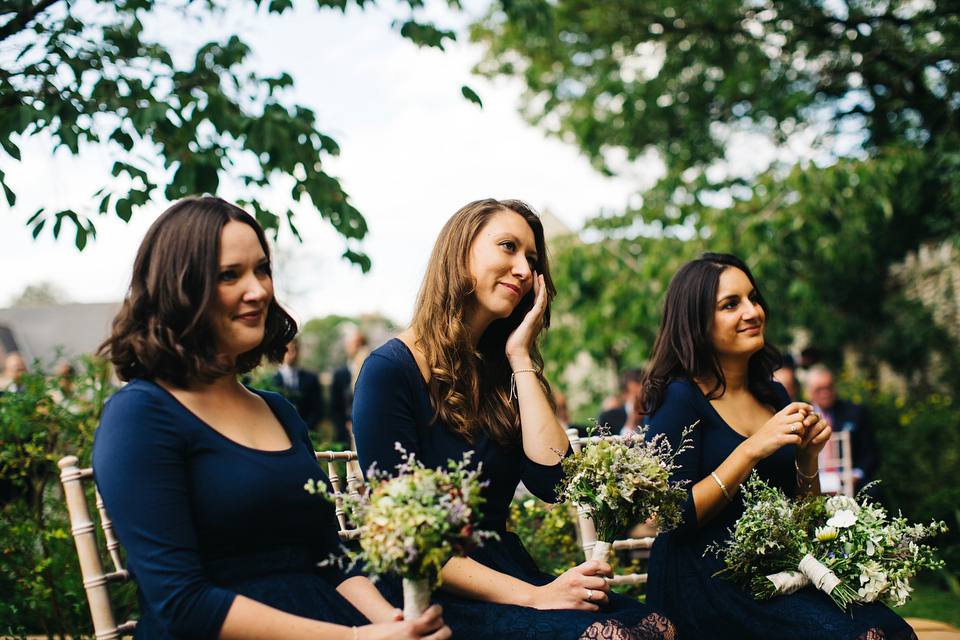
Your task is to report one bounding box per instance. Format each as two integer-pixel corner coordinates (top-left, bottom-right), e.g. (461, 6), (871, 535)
(851, 379), (960, 592)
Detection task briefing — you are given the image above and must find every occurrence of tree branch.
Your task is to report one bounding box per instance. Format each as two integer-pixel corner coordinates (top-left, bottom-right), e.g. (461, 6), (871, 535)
(0, 0), (64, 44)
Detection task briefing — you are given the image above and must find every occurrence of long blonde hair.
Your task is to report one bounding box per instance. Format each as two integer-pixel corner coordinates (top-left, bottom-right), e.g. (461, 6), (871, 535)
(411, 198), (556, 448)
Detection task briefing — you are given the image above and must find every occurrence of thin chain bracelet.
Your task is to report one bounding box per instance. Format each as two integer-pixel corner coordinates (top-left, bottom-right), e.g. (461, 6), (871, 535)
(509, 368), (536, 400)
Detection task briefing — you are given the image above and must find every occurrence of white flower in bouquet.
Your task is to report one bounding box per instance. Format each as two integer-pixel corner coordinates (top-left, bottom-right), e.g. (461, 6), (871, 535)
(857, 559), (889, 602)
(815, 526), (838, 542)
(825, 495), (860, 516)
(826, 509), (858, 529)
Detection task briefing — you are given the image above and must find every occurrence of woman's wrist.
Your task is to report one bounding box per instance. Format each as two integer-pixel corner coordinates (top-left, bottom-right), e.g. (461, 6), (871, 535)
(795, 458), (819, 479)
(734, 440), (764, 466)
(508, 356), (534, 371)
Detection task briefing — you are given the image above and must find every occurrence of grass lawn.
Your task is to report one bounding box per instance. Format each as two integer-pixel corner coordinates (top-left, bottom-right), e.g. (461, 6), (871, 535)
(896, 581), (960, 628)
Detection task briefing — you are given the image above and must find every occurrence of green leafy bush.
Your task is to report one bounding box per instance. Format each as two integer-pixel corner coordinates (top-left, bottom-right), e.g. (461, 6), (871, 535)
(0, 359), (133, 637)
(845, 378), (960, 593)
(507, 496), (582, 578)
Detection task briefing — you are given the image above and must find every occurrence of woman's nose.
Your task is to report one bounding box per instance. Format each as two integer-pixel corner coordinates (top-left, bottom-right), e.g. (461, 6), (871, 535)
(513, 255), (532, 280)
(242, 273), (270, 301)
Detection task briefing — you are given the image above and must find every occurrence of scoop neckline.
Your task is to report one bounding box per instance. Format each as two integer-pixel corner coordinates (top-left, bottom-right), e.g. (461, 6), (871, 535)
(142, 379), (298, 455)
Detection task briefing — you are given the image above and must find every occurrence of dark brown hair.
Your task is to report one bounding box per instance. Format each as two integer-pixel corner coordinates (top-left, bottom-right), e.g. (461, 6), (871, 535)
(100, 196), (297, 386)
(411, 198), (557, 449)
(640, 252), (781, 415)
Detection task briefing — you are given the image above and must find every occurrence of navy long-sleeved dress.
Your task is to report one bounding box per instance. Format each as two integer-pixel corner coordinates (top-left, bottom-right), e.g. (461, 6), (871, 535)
(93, 379), (367, 639)
(645, 378), (916, 640)
(353, 339), (673, 640)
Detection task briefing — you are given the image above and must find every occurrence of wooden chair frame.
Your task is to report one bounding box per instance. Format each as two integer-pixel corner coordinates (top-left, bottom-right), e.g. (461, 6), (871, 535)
(314, 449), (366, 542)
(58, 455), (137, 640)
(819, 428), (855, 498)
(565, 430), (656, 587)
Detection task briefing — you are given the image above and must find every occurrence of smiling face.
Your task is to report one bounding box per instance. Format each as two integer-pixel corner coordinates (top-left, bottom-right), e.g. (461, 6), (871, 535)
(465, 209), (538, 331)
(708, 266), (766, 361)
(208, 220), (274, 362)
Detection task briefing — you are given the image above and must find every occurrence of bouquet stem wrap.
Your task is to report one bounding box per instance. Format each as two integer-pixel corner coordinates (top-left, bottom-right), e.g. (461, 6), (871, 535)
(799, 554), (841, 594)
(590, 541), (613, 564)
(403, 577), (430, 620)
(766, 553), (840, 596)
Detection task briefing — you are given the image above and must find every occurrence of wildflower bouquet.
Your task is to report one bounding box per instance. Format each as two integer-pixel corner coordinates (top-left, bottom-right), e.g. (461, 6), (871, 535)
(308, 447), (496, 619)
(556, 424), (694, 563)
(710, 472), (947, 610)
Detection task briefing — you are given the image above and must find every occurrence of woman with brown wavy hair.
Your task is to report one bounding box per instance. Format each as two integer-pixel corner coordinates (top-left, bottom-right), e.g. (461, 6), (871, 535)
(93, 196), (449, 640)
(353, 198), (676, 640)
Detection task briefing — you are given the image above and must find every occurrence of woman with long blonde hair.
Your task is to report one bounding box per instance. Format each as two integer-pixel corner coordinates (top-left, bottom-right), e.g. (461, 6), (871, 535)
(353, 198), (676, 640)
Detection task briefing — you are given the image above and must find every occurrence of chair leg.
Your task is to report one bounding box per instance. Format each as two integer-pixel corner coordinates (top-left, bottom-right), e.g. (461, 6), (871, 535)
(59, 456), (123, 640)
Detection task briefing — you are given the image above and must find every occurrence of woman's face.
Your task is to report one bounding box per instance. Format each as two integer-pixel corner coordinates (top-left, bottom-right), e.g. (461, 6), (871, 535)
(708, 266), (765, 360)
(208, 220), (274, 361)
(465, 209), (538, 326)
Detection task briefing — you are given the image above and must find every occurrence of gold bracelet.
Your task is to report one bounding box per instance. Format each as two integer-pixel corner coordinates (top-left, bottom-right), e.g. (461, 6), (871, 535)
(711, 471), (732, 501)
(795, 460), (819, 479)
(508, 368), (537, 401)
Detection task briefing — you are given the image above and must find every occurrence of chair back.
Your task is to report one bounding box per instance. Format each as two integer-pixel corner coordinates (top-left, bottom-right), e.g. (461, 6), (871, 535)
(565, 429), (656, 587)
(314, 449), (365, 541)
(818, 429), (855, 497)
(58, 455), (137, 640)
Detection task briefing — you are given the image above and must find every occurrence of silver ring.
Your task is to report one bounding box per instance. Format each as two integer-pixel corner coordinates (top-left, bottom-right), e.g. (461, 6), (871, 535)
(815, 412), (822, 422)
(586, 588), (593, 601)
(790, 424), (797, 433)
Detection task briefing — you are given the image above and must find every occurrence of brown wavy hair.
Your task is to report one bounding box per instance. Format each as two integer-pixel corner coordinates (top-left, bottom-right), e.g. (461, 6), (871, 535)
(639, 253), (782, 415)
(100, 196), (297, 387)
(411, 198), (557, 449)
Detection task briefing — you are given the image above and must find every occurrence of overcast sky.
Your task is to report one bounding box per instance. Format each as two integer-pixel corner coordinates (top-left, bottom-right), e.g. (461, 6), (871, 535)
(0, 1), (649, 327)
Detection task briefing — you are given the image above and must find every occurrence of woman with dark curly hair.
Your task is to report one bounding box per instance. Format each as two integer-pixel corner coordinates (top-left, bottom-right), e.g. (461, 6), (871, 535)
(641, 252), (917, 640)
(93, 196), (449, 640)
(352, 198), (676, 640)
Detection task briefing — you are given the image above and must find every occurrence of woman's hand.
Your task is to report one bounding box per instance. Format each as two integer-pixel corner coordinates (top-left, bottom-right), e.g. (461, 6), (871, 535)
(529, 560), (611, 611)
(795, 410), (832, 462)
(505, 272), (548, 369)
(359, 605), (450, 640)
(743, 402), (814, 462)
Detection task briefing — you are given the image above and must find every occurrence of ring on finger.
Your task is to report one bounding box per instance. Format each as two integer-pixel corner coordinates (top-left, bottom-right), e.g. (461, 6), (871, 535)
(790, 424), (797, 433)
(586, 588), (593, 601)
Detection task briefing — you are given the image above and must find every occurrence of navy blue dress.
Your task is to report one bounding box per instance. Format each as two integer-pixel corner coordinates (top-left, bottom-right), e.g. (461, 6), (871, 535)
(353, 339), (674, 640)
(645, 379), (917, 640)
(93, 379), (368, 639)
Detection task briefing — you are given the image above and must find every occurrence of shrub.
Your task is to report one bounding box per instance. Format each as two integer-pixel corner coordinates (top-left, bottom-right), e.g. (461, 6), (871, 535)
(844, 379), (960, 592)
(0, 358), (132, 638)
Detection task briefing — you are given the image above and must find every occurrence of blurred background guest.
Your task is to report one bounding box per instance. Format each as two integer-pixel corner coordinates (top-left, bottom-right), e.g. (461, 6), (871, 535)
(273, 337), (325, 433)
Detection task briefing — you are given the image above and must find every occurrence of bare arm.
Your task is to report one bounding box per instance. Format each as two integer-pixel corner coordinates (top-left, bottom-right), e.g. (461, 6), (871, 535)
(439, 555), (611, 611)
(219, 592), (450, 640)
(505, 272), (569, 464)
(336, 576), (402, 623)
(218, 595), (354, 640)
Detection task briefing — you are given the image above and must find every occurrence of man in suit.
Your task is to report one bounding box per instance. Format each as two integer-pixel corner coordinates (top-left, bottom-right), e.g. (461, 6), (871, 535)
(329, 329), (369, 446)
(806, 365), (881, 497)
(597, 368), (644, 435)
(273, 338), (324, 432)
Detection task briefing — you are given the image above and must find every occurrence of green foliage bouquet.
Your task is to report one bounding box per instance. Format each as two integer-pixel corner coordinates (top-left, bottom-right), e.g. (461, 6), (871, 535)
(711, 473), (947, 610)
(307, 447), (496, 619)
(556, 424), (693, 563)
